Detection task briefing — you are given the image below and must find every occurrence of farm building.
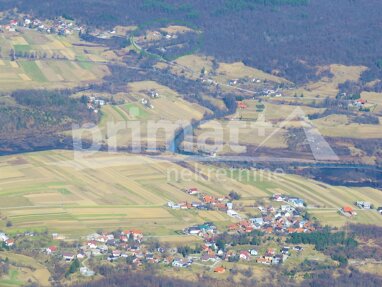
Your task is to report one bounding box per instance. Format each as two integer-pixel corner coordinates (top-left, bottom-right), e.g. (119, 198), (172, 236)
(356, 201), (371, 209)
(341, 206), (356, 217)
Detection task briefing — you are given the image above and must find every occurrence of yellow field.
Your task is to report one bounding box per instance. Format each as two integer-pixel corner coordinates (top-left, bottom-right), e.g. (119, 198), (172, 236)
(173, 54), (214, 76)
(160, 25), (195, 34)
(361, 91), (382, 114)
(216, 62), (290, 84)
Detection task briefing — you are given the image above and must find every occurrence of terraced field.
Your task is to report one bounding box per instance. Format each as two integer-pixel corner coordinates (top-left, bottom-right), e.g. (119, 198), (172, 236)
(0, 150), (243, 237)
(0, 28), (110, 91)
(0, 150), (381, 239)
(225, 168), (382, 227)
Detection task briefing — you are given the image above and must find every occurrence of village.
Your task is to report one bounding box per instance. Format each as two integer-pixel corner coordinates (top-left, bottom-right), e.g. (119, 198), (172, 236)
(0, 189), (315, 278)
(0, 14), (85, 35)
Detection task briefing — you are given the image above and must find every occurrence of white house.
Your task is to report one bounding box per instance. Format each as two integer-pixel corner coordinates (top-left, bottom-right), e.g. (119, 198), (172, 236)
(0, 233), (9, 242)
(226, 202), (233, 210)
(167, 201), (180, 209)
(227, 210), (239, 218)
(356, 201), (371, 209)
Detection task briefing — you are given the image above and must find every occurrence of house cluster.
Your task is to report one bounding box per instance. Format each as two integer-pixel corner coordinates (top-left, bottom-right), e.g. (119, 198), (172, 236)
(45, 228), (223, 272)
(200, 78), (218, 86)
(350, 98), (368, 109)
(45, 230), (157, 266)
(0, 232), (14, 248)
(256, 246), (302, 265)
(148, 89), (160, 98)
(228, 204), (314, 236)
(183, 219), (302, 267)
(228, 79), (239, 86)
(167, 188), (235, 212)
(145, 30), (178, 41)
(184, 223), (258, 265)
(237, 101), (248, 109)
(1, 16), (84, 35)
(87, 96), (106, 113)
(272, 194), (306, 208)
(184, 222), (217, 237)
(262, 88), (282, 97)
(252, 78), (262, 83)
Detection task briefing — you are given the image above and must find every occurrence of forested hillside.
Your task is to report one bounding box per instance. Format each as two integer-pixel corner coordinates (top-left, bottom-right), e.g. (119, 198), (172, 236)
(0, 90), (97, 154)
(3, 0), (382, 83)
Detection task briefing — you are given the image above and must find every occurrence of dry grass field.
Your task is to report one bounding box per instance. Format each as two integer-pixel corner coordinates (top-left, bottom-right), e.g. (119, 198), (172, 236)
(172, 54), (214, 76)
(190, 100), (325, 153)
(312, 114), (382, 139)
(285, 64), (367, 98)
(0, 28), (110, 91)
(215, 62), (290, 84)
(361, 91), (382, 114)
(160, 55), (290, 86)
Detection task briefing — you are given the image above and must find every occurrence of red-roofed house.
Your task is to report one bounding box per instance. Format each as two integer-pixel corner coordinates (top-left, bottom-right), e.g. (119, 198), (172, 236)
(342, 206), (356, 217)
(46, 245), (57, 254)
(240, 251), (251, 261)
(238, 102), (247, 109)
(5, 239), (14, 247)
(214, 266), (226, 273)
(203, 195), (214, 204)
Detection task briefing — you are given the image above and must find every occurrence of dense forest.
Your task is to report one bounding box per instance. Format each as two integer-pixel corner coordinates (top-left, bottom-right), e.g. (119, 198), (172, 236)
(2, 0), (382, 84)
(0, 89), (97, 155)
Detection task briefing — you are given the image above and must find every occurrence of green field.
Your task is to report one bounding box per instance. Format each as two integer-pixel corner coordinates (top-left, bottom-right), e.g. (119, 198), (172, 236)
(14, 44), (31, 53)
(19, 61), (47, 82)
